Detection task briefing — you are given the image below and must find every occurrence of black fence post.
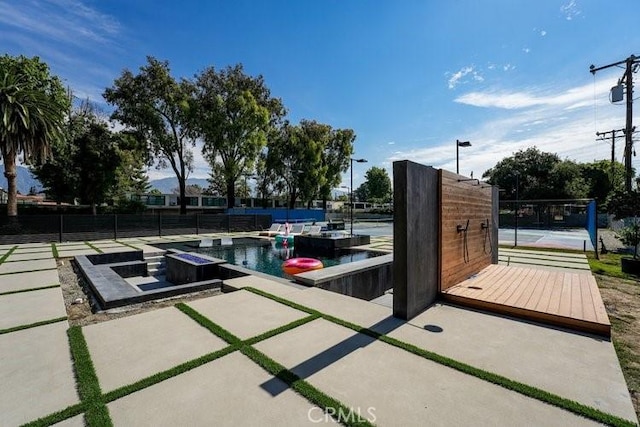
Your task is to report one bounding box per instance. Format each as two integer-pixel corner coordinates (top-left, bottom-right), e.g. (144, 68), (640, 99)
(158, 213), (162, 237)
(254, 214), (258, 230)
(228, 214), (231, 233)
(196, 213), (199, 235)
(59, 214), (63, 243)
(114, 214), (118, 240)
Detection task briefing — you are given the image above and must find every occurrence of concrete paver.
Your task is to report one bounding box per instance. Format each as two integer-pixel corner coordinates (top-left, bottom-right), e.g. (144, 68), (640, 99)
(5, 251), (55, 261)
(12, 246), (54, 254)
(255, 318), (600, 426)
(0, 269), (60, 294)
(388, 303), (638, 422)
(0, 258), (57, 274)
(97, 246), (138, 254)
(52, 414), (85, 427)
(187, 290), (309, 340)
(56, 249), (99, 258)
(224, 275), (304, 298)
(83, 306), (228, 392)
(10, 243), (51, 249)
(0, 322), (78, 427)
(108, 352), (328, 426)
(55, 243), (89, 249)
(0, 287), (67, 330)
(284, 287), (401, 331)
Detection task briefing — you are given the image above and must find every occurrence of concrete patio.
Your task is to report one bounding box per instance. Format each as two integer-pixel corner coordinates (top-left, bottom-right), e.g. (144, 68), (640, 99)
(0, 234), (637, 426)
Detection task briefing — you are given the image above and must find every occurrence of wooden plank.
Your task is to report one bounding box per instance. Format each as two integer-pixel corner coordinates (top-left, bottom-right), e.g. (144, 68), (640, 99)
(557, 273), (574, 317)
(570, 273), (583, 319)
(578, 273), (597, 322)
(546, 272), (564, 315)
(519, 269), (550, 310)
(533, 270), (557, 312)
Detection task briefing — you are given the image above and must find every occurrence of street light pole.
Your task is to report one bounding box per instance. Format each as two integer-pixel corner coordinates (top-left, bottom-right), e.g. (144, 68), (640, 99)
(514, 172), (519, 248)
(350, 157), (368, 236)
(456, 139), (471, 174)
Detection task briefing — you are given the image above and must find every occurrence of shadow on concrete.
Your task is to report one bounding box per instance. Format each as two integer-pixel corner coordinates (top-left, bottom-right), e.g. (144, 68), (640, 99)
(260, 315), (405, 396)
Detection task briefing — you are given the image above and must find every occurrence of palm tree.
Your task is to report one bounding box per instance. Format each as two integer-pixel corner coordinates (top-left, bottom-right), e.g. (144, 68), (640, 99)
(0, 55), (67, 216)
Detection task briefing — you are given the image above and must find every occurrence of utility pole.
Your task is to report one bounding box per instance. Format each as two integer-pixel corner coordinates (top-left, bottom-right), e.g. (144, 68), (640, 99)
(596, 128), (625, 184)
(590, 55), (640, 192)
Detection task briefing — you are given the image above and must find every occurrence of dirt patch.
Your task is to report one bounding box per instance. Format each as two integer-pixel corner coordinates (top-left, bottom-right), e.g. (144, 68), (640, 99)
(57, 259), (223, 327)
(596, 274), (640, 419)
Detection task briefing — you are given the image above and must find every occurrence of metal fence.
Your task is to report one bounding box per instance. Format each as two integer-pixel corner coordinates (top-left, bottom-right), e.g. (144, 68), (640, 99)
(0, 213), (272, 244)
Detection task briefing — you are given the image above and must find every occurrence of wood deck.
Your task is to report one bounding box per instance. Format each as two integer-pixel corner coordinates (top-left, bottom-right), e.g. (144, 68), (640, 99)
(441, 264), (611, 336)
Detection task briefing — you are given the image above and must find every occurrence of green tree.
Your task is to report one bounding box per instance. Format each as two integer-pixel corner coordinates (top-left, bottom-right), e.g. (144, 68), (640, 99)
(109, 131), (150, 202)
(193, 64), (285, 208)
(483, 147), (587, 200)
(0, 55), (68, 216)
(76, 122), (120, 214)
(104, 56), (196, 214)
(317, 127), (355, 209)
(356, 166), (392, 203)
(580, 160), (626, 203)
(33, 101), (121, 214)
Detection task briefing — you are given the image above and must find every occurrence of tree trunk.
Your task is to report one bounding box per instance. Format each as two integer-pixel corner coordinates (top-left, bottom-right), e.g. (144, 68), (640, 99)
(178, 177), (187, 215)
(3, 152), (18, 217)
(322, 197), (327, 210)
(91, 203), (97, 215)
(226, 180), (235, 209)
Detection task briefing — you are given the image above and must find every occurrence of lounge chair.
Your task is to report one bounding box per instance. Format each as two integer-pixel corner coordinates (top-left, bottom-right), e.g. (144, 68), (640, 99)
(259, 223), (282, 237)
(287, 224), (305, 235)
(304, 225), (322, 235)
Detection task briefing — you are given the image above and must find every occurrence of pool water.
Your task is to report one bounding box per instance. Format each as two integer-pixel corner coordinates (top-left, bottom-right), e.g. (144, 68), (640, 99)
(194, 239), (384, 279)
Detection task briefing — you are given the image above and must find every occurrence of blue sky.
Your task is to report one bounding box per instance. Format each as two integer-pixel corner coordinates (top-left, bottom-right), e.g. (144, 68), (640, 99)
(2, 0), (640, 189)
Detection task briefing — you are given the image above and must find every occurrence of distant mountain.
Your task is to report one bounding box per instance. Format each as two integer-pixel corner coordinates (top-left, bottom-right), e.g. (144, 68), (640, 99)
(0, 165), (43, 195)
(149, 177), (210, 194)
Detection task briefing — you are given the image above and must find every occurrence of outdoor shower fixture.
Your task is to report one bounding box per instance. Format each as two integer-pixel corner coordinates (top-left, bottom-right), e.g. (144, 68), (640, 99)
(457, 219), (470, 263)
(482, 218), (493, 255)
(457, 178), (481, 185)
(456, 219), (470, 233)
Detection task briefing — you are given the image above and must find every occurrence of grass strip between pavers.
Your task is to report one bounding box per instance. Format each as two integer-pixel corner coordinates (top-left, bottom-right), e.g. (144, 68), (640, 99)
(84, 242), (103, 254)
(0, 245), (18, 264)
(242, 287), (637, 427)
(51, 243), (59, 258)
(176, 303), (371, 426)
(66, 326), (113, 427)
(0, 316), (67, 336)
(0, 284), (61, 297)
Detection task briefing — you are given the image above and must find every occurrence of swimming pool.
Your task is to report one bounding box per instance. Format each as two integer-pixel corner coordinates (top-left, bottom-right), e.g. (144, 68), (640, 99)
(156, 238), (385, 279)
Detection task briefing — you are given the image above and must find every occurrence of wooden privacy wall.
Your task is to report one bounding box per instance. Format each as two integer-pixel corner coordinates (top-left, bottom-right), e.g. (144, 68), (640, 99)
(439, 169), (495, 291)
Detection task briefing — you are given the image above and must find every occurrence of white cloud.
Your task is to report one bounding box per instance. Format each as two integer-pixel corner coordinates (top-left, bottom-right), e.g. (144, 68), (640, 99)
(388, 78), (633, 178)
(454, 78), (613, 110)
(540, 30), (547, 36)
(447, 66), (484, 89)
(503, 64), (515, 71)
(523, 47), (531, 54)
(387, 141), (395, 145)
(561, 0), (581, 21)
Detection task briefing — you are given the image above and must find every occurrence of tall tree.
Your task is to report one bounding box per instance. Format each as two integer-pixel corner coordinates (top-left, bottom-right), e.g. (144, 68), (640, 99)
(193, 64), (285, 208)
(266, 120), (354, 209)
(33, 100), (121, 213)
(0, 55), (68, 216)
(104, 56), (196, 214)
(580, 160), (626, 203)
(317, 127), (355, 209)
(482, 147), (586, 200)
(355, 166), (392, 203)
(76, 122), (120, 214)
